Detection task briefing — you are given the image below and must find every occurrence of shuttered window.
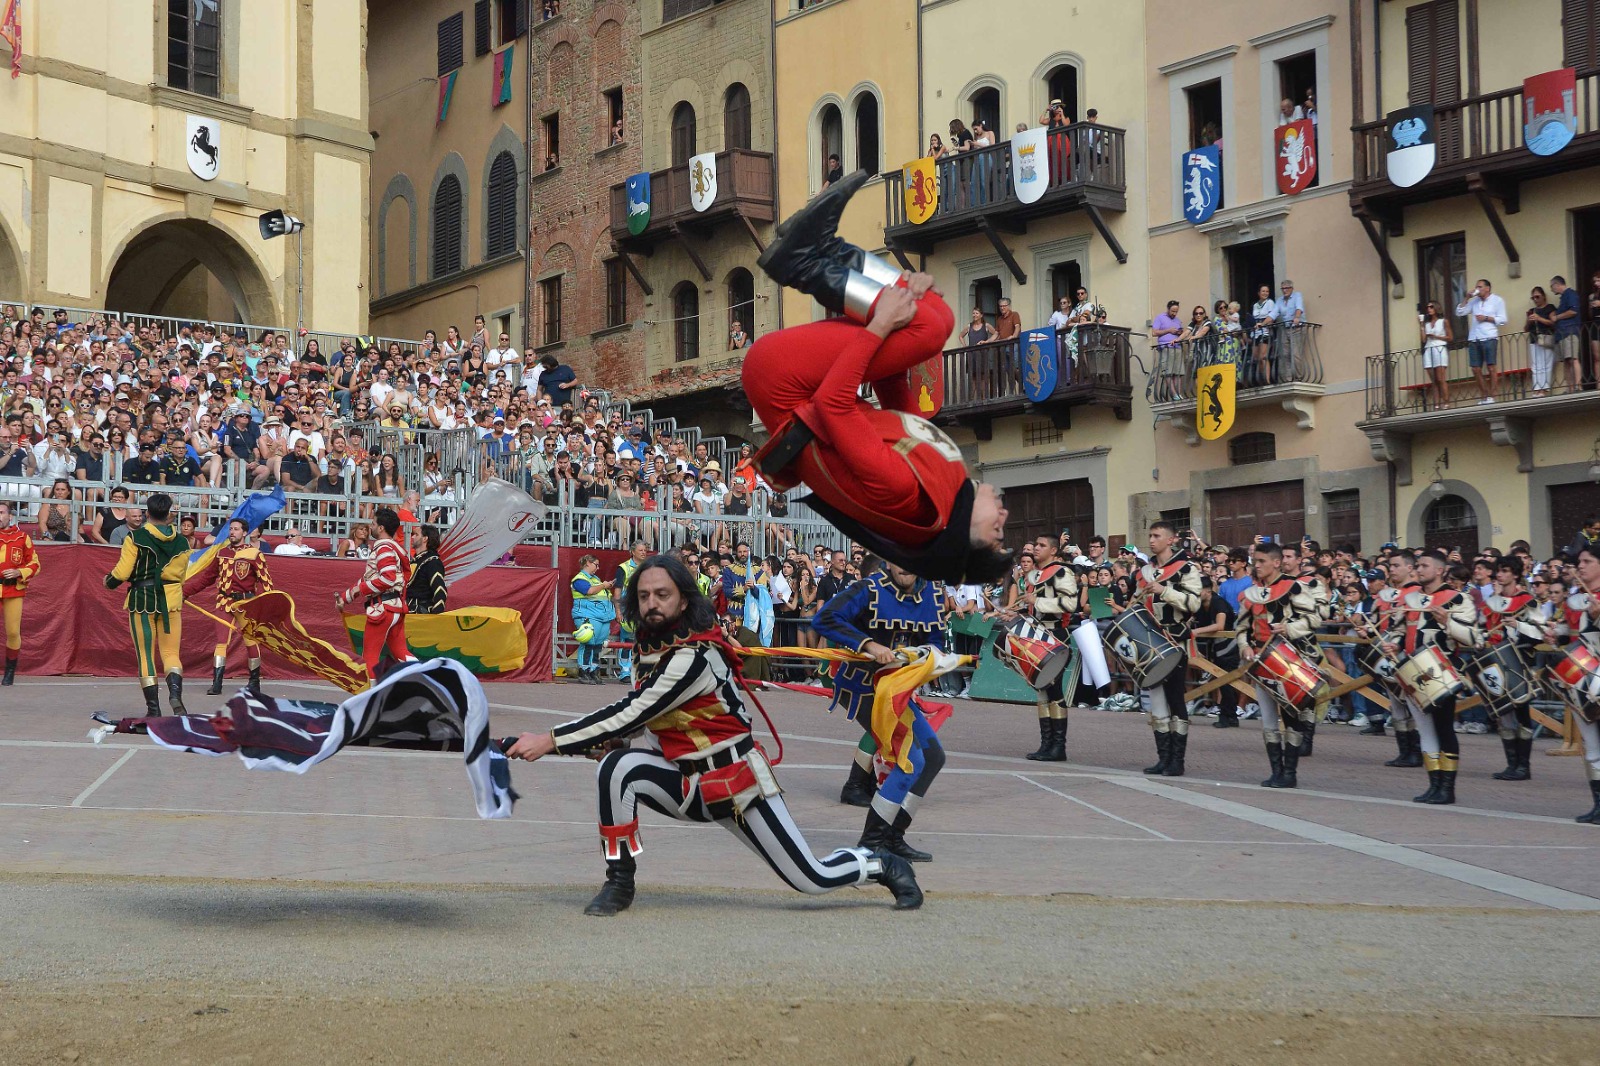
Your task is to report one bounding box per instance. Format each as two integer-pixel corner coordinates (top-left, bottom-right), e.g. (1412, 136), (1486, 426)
(671, 102), (697, 167)
(486, 152), (518, 259)
(1565, 0), (1599, 71)
(1405, 1), (1461, 162)
(432, 175), (463, 278)
(474, 0), (491, 56)
(438, 12), (464, 77)
(673, 283), (700, 362)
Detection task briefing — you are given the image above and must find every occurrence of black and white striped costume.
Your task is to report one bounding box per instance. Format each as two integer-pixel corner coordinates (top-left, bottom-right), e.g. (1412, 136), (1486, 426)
(551, 627), (884, 894)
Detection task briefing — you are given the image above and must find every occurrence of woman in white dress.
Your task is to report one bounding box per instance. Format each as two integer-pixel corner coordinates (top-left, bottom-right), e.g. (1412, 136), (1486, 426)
(1419, 300), (1452, 408)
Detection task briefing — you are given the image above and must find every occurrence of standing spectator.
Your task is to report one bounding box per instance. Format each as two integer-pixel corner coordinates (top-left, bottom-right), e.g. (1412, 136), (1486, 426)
(1420, 301), (1453, 408)
(820, 153), (844, 190)
(1217, 548), (1253, 613)
(1526, 286), (1558, 396)
(1456, 277), (1507, 404)
(536, 353), (578, 407)
(994, 297), (1022, 342)
(1250, 285), (1279, 385)
(486, 331), (517, 384)
(1152, 300), (1184, 348)
(1550, 275), (1582, 393)
(1276, 279), (1305, 381)
(961, 307), (996, 346)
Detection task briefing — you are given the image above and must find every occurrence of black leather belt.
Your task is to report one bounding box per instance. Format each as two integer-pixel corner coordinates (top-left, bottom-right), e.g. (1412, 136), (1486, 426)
(756, 420), (814, 478)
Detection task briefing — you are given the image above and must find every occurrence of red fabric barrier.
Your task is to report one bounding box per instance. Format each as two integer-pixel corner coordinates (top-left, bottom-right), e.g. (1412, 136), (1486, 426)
(16, 545), (558, 683)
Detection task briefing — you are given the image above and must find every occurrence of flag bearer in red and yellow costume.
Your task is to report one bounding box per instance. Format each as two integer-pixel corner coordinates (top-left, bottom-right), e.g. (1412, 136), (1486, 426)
(0, 500), (40, 686)
(184, 517), (274, 696)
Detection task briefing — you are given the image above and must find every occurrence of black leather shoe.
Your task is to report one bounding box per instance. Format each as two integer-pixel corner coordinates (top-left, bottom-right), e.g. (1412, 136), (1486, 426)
(870, 850), (924, 910)
(887, 811), (932, 863)
(1426, 769), (1457, 805)
(166, 673), (187, 716)
(1142, 731), (1171, 775)
(1412, 769), (1443, 804)
(1, 657), (15, 686)
(839, 761), (877, 807)
(1024, 716), (1053, 761)
(1035, 717), (1067, 762)
(756, 169), (869, 305)
(1492, 737), (1528, 781)
(1385, 730), (1423, 768)
(207, 665), (224, 695)
(1212, 713), (1239, 728)
(1576, 780), (1600, 824)
(1358, 717), (1387, 736)
(1163, 731), (1188, 778)
(1260, 741), (1285, 788)
(141, 684), (162, 717)
(583, 856), (636, 916)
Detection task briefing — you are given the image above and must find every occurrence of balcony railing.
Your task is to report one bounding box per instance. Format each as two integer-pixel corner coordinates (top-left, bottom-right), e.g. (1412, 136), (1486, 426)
(1147, 323), (1323, 407)
(1362, 327), (1600, 420)
(882, 123), (1126, 248)
(1351, 68), (1600, 200)
(939, 324), (1136, 427)
(607, 149), (775, 244)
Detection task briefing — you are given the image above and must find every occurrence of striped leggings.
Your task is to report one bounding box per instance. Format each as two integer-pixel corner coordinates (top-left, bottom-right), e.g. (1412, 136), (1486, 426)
(130, 609), (184, 688)
(595, 748), (874, 894)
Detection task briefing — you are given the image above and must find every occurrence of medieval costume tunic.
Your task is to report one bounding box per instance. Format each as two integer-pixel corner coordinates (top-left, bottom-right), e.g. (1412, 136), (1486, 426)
(1393, 584), (1481, 804)
(0, 519), (39, 685)
(105, 519), (191, 715)
(341, 536), (415, 680)
(812, 569), (947, 853)
(1021, 558), (1079, 761)
(1478, 585), (1542, 780)
(1236, 575), (1321, 789)
(548, 623), (913, 903)
(1131, 551), (1202, 776)
(1559, 589), (1600, 821)
(1372, 581), (1425, 766)
(407, 549), (449, 615)
(184, 539), (274, 695)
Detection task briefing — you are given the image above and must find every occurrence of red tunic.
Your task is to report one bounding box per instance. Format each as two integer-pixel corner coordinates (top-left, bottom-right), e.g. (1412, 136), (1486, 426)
(0, 525), (39, 600)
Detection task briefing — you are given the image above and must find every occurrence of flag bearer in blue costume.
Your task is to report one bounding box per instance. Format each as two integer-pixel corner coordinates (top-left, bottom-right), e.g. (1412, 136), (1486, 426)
(570, 552), (616, 685)
(812, 558), (947, 864)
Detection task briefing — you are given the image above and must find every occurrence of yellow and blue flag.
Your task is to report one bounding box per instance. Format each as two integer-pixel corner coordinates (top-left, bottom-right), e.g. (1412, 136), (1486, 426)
(186, 486), (286, 579)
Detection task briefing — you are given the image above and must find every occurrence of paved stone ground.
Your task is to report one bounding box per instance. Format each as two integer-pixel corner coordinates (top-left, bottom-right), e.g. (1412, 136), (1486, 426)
(2, 674), (1598, 1064)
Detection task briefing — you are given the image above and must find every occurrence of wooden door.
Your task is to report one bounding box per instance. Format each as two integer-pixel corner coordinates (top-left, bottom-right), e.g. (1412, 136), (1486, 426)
(1206, 480), (1306, 549)
(1004, 479), (1095, 555)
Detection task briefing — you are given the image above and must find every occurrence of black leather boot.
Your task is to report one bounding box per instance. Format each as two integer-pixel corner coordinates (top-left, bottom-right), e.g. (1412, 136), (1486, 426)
(1516, 735), (1534, 779)
(1, 656), (15, 686)
(248, 666), (262, 697)
(1036, 717), (1067, 762)
(1298, 719), (1316, 758)
(207, 664), (224, 695)
(1428, 761), (1458, 805)
(1277, 743), (1300, 789)
(1164, 730), (1189, 778)
(1025, 714), (1053, 760)
(1359, 715), (1387, 736)
(1260, 740), (1285, 788)
(1386, 730), (1423, 768)
(1413, 768), (1443, 804)
(886, 810), (932, 864)
(857, 808), (891, 852)
(869, 849), (923, 910)
(141, 684), (162, 717)
(839, 761), (877, 807)
(166, 673), (187, 715)
(583, 855), (637, 916)
(1142, 730), (1171, 775)
(1576, 780), (1600, 824)
(1492, 737), (1527, 781)
(1213, 703), (1239, 727)
(756, 169), (870, 304)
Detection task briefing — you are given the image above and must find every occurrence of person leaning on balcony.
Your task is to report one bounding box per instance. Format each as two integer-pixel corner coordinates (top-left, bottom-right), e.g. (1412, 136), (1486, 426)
(1250, 286), (1279, 386)
(1456, 278), (1507, 405)
(1153, 300), (1186, 402)
(961, 307), (996, 346)
(1212, 300), (1242, 368)
(995, 297), (1022, 342)
(1526, 287), (1559, 397)
(1277, 279), (1306, 379)
(1420, 301), (1453, 409)
(1550, 275), (1583, 393)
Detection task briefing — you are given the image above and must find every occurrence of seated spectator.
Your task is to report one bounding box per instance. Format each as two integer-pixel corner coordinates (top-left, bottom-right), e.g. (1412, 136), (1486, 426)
(273, 526), (317, 556)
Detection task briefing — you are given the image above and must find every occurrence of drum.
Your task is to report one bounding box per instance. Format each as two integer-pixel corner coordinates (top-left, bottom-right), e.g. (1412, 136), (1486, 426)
(1395, 645), (1469, 711)
(1105, 606), (1182, 689)
(995, 617), (1072, 691)
(1356, 639), (1400, 688)
(1550, 642), (1600, 724)
(1246, 635), (1327, 712)
(1463, 641), (1534, 717)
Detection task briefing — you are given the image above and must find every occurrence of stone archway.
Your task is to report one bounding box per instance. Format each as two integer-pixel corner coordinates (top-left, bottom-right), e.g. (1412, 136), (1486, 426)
(105, 218), (278, 325)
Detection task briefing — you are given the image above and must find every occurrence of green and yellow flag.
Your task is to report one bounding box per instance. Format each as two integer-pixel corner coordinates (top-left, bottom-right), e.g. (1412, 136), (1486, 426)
(345, 607), (528, 676)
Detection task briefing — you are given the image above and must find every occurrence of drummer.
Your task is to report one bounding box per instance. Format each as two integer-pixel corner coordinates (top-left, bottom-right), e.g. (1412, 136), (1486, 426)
(1017, 534), (1079, 762)
(1236, 542), (1322, 790)
(1113, 521), (1202, 777)
(1380, 549), (1481, 806)
(1555, 545), (1600, 824)
(1481, 556), (1542, 782)
(1368, 550), (1426, 768)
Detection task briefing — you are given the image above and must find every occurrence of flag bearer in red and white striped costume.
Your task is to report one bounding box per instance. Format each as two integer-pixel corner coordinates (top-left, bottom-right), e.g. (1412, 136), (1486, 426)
(506, 554), (923, 916)
(335, 507), (416, 681)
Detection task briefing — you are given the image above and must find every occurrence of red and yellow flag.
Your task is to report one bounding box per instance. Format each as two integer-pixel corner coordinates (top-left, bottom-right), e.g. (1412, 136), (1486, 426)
(236, 591), (369, 694)
(902, 156), (939, 225)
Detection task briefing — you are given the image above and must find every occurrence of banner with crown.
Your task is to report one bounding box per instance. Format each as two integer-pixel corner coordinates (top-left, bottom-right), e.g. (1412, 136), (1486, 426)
(1011, 127), (1051, 205)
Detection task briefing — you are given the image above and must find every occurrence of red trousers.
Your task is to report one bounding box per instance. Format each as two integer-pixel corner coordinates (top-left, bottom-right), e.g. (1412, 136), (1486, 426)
(362, 608), (415, 677)
(744, 291), (953, 428)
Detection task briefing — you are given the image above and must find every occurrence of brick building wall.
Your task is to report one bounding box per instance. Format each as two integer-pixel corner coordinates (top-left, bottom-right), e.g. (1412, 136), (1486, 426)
(526, 1), (646, 393)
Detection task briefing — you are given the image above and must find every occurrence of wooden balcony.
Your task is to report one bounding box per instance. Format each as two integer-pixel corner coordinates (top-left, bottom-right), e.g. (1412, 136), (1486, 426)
(881, 123), (1128, 276)
(1147, 323), (1326, 442)
(936, 324), (1135, 440)
(607, 149), (775, 254)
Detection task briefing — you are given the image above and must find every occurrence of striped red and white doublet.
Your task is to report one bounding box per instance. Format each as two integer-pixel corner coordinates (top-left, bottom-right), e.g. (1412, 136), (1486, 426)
(345, 539), (412, 607)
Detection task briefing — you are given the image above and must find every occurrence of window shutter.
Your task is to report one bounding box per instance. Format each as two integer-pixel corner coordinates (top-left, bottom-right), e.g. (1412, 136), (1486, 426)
(487, 152), (518, 259)
(437, 12), (464, 77)
(1405, 1), (1459, 105)
(1565, 0), (1598, 71)
(514, 0), (530, 38)
(433, 175), (463, 278)
(474, 1), (491, 56)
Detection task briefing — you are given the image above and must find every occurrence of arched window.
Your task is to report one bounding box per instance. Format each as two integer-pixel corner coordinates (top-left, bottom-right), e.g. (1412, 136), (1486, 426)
(671, 102), (697, 167)
(673, 282), (700, 362)
(486, 151), (518, 259)
(432, 175), (463, 278)
(818, 102), (843, 182)
(1228, 431), (1276, 466)
(726, 268), (754, 345)
(968, 86), (1000, 138)
(723, 83), (752, 151)
(853, 92), (880, 175)
(1044, 64), (1080, 124)
(1424, 494), (1480, 556)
